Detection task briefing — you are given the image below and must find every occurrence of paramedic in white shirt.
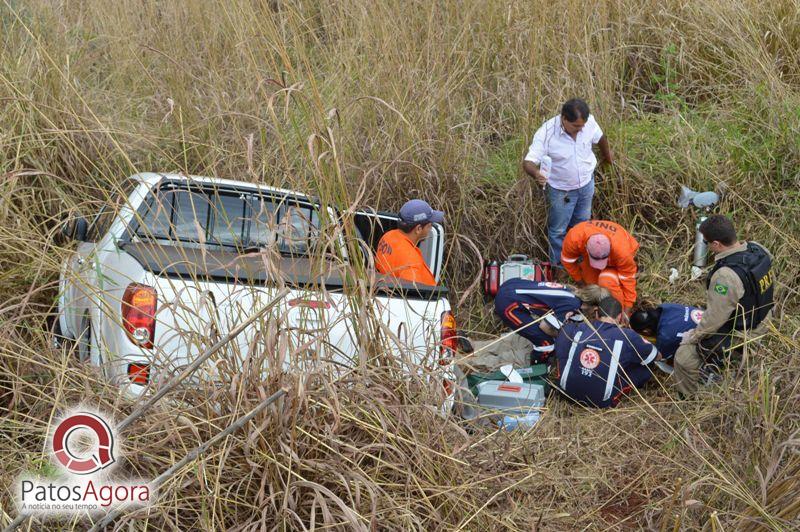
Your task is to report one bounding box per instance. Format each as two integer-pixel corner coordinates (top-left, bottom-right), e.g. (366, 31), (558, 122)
(522, 99), (614, 268)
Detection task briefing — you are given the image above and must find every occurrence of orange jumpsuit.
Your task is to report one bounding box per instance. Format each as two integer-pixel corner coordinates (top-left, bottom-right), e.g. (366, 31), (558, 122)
(375, 229), (437, 286)
(561, 220), (639, 308)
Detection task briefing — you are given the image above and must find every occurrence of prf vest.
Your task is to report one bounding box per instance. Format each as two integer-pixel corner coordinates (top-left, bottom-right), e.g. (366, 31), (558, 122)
(706, 242), (774, 333)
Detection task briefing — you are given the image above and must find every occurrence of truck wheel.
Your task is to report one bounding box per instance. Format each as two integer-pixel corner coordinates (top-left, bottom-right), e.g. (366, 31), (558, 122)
(51, 317), (74, 351)
(76, 317), (92, 363)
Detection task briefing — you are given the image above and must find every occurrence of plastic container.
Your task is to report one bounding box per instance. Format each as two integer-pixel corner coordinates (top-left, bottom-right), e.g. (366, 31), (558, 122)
(482, 256), (554, 297)
(540, 155), (552, 181)
(500, 411), (541, 430)
(475, 380), (546, 430)
(467, 364), (550, 396)
(476, 380), (546, 411)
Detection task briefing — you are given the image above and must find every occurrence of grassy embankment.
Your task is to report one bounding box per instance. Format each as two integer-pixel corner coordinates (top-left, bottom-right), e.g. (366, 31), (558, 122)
(1, 0), (800, 529)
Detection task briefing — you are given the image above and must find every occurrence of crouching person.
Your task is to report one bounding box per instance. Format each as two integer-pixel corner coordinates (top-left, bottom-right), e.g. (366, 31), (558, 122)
(629, 302), (704, 371)
(673, 215), (774, 396)
(554, 296), (661, 408)
(561, 220), (640, 311)
(463, 282), (610, 373)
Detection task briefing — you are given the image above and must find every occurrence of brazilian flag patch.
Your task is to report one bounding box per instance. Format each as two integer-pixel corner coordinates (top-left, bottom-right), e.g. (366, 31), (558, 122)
(714, 283), (728, 295)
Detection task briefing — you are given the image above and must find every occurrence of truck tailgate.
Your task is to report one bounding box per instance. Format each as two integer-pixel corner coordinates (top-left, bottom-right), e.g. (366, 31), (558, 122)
(121, 242), (450, 379)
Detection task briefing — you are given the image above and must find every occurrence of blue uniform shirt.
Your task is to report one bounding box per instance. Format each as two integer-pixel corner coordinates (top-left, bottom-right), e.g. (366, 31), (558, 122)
(657, 304), (703, 359)
(493, 280), (583, 358)
(555, 321), (659, 408)
(494, 279), (581, 324)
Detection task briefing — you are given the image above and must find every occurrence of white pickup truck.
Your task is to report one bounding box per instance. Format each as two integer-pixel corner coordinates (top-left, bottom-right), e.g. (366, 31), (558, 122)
(57, 173), (455, 398)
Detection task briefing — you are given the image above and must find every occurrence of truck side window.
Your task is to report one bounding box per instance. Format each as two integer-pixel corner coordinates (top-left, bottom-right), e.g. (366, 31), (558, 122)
(277, 205), (319, 254)
(172, 190), (213, 242)
(87, 179), (139, 242)
(245, 198), (279, 247)
(208, 193), (246, 247)
(134, 185), (322, 254)
(86, 203), (114, 242)
(137, 190), (174, 240)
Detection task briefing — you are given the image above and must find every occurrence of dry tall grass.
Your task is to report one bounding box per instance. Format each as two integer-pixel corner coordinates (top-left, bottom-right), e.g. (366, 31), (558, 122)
(1, 0), (800, 529)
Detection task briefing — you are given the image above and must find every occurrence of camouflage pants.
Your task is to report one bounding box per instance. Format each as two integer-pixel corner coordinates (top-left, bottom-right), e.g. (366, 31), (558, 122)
(673, 333), (733, 396)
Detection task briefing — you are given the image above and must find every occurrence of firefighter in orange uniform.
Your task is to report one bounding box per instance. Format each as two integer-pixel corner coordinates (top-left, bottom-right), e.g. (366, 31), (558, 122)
(375, 199), (443, 286)
(560, 220), (640, 309)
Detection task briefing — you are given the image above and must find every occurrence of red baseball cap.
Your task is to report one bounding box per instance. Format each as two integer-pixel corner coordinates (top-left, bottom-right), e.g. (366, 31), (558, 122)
(586, 234), (611, 270)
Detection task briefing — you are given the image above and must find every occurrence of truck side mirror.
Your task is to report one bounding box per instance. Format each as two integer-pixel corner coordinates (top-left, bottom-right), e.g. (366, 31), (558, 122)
(62, 216), (89, 242)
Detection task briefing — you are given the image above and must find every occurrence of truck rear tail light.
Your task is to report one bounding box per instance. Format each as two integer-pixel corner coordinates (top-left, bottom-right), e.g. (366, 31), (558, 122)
(440, 311), (458, 359)
(127, 363), (150, 385)
(442, 378), (454, 396)
(122, 283), (157, 349)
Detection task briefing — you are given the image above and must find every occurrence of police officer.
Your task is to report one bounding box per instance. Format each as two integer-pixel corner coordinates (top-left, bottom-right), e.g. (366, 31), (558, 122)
(463, 281), (609, 372)
(673, 215), (774, 396)
(630, 303), (704, 361)
(554, 296), (661, 408)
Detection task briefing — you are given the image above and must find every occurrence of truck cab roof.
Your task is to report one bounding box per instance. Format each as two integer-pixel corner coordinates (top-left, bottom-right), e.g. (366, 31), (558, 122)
(131, 172), (311, 200)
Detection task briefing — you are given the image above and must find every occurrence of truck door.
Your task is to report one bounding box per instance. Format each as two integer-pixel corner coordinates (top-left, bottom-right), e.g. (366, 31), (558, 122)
(62, 238), (96, 341)
(61, 180), (137, 342)
(62, 201), (117, 340)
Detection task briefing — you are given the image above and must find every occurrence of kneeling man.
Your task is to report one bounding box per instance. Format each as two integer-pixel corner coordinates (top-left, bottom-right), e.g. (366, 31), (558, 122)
(554, 296), (661, 408)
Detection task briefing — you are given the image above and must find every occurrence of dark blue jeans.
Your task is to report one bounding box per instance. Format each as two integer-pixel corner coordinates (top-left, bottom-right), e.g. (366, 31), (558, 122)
(547, 179), (594, 266)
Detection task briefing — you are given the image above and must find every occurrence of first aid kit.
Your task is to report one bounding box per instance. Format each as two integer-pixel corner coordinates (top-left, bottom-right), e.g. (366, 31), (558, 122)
(483, 255), (553, 297)
(460, 365), (548, 430)
(466, 363), (550, 395)
(477, 380), (545, 410)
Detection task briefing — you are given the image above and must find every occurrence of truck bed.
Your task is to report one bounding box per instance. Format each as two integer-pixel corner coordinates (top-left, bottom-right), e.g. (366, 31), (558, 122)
(120, 241), (448, 300)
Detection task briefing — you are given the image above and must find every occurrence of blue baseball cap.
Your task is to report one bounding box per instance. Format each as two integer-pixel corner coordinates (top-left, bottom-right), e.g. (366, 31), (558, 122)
(399, 199), (444, 225)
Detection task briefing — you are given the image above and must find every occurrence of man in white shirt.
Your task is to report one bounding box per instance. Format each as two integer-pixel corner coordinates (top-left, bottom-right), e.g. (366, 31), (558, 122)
(522, 99), (613, 269)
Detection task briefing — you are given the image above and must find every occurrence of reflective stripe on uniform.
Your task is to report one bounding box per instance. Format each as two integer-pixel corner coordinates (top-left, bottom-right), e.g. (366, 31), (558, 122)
(503, 303), (524, 326)
(598, 272), (620, 280)
(641, 346), (658, 366)
(560, 331), (583, 389)
(561, 256), (579, 263)
(543, 313), (562, 330)
(533, 344), (555, 352)
(513, 289), (578, 298)
(603, 340), (623, 402)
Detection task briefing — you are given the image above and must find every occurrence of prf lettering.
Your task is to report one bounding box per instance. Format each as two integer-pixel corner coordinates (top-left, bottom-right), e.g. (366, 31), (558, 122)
(758, 270), (773, 294)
